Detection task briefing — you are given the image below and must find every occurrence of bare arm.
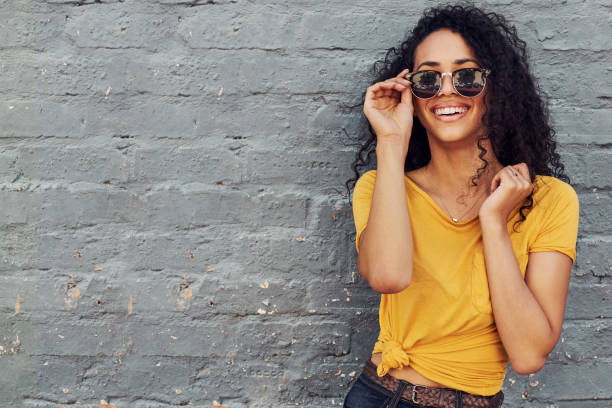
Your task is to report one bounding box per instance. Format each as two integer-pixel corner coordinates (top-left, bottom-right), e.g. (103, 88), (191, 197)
(358, 141), (414, 293)
(481, 222), (572, 374)
(479, 163), (576, 374)
(357, 69), (415, 294)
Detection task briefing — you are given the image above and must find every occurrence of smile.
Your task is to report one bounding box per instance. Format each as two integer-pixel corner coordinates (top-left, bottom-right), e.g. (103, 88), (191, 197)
(432, 104), (470, 122)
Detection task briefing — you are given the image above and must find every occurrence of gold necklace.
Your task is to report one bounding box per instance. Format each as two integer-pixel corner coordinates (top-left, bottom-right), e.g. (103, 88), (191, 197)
(424, 167), (490, 223)
(434, 189), (487, 223)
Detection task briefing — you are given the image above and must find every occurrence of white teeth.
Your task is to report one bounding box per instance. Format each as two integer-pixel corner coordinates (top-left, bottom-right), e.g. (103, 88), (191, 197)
(435, 106), (468, 115)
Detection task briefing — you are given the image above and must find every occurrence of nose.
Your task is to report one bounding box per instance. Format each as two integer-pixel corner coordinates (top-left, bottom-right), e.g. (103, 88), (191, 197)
(438, 72), (455, 96)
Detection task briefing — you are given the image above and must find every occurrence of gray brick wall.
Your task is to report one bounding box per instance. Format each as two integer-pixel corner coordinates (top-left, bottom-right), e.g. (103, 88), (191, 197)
(0, 1), (610, 407)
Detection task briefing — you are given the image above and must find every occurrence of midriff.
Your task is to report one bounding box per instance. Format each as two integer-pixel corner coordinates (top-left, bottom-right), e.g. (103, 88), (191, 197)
(370, 353), (446, 387)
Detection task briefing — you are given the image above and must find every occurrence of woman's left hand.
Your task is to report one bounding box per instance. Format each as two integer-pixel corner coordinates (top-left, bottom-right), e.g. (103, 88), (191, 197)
(479, 163), (533, 224)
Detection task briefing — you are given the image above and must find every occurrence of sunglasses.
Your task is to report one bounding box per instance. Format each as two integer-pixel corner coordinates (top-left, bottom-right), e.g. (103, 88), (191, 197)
(405, 68), (491, 99)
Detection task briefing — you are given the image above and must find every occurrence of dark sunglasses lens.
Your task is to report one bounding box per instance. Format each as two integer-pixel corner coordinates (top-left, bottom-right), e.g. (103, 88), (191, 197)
(411, 71), (440, 99)
(454, 69), (486, 97)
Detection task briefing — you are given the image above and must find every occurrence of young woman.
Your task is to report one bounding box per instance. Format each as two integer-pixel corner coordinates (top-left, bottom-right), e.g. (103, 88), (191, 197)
(343, 4), (579, 408)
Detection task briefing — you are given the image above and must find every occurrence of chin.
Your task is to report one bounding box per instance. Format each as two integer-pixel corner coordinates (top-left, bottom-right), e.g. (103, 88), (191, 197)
(429, 127), (482, 145)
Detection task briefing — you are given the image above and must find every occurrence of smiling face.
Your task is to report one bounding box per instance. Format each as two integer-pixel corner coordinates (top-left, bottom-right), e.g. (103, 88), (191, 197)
(412, 29), (488, 145)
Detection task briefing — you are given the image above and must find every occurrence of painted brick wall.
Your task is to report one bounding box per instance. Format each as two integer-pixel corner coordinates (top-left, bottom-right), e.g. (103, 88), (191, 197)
(0, 1), (610, 407)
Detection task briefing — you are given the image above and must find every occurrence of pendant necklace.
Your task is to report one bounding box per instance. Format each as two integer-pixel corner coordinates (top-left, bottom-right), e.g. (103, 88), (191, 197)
(435, 190), (487, 223)
(424, 167), (489, 223)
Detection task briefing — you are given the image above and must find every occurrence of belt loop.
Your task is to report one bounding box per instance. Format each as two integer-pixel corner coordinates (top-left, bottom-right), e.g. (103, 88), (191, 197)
(385, 380), (408, 408)
(455, 390), (463, 408)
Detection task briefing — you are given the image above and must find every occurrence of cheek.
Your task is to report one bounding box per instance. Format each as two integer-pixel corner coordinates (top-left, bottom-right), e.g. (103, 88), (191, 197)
(414, 100), (429, 120)
(472, 98), (487, 122)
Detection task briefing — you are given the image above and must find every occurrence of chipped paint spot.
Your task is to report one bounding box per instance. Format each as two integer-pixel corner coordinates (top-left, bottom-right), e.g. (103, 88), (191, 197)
(15, 295), (20, 313)
(76, 251), (82, 259)
(177, 286), (193, 310)
(128, 296), (133, 315)
(70, 287), (80, 300)
(182, 287), (192, 300)
(99, 401), (117, 408)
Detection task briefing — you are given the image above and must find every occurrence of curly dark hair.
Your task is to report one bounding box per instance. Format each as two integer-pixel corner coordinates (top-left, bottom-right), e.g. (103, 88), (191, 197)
(345, 3), (569, 228)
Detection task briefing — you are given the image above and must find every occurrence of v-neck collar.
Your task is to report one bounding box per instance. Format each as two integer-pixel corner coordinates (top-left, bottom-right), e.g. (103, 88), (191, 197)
(403, 173), (482, 227)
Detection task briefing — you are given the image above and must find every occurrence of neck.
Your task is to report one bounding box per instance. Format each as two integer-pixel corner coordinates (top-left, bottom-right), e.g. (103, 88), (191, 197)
(424, 134), (502, 198)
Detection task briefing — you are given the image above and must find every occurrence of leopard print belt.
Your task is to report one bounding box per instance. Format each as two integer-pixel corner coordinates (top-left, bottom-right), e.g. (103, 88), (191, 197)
(362, 360), (504, 408)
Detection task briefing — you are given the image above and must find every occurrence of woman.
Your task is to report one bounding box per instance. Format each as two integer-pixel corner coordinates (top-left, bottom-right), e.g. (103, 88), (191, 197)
(344, 4), (579, 408)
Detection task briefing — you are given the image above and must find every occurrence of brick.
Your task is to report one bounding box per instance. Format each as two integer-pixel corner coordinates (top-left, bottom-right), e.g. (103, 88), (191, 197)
(575, 237), (612, 278)
(576, 191), (612, 235)
(0, 191), (38, 225)
(0, 150), (19, 183)
(0, 224), (37, 272)
(538, 63), (611, 110)
(0, 12), (65, 51)
(35, 188), (140, 229)
(550, 320), (612, 363)
(207, 279), (309, 316)
(251, 190), (310, 228)
(178, 7), (298, 50)
(64, 11), (178, 51)
(513, 362), (612, 401)
(0, 354), (36, 407)
(301, 9), (415, 50)
(133, 142), (243, 185)
(141, 187), (247, 227)
(565, 281), (611, 320)
(0, 100), (101, 139)
(531, 16), (611, 52)
(244, 148), (354, 187)
(559, 147), (612, 190)
(553, 108), (612, 144)
(13, 144), (129, 184)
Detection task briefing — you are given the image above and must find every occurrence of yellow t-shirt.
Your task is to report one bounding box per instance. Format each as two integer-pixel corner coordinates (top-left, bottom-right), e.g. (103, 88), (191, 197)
(352, 170), (579, 396)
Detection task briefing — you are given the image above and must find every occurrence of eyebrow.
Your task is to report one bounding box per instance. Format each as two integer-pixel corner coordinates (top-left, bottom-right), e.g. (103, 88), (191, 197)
(415, 58), (480, 71)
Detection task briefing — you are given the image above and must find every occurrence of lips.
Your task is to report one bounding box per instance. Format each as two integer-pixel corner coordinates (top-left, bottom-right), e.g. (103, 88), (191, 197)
(431, 102), (470, 122)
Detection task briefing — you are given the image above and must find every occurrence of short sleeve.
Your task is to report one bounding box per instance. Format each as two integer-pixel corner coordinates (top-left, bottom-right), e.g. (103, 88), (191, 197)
(352, 170), (377, 253)
(529, 180), (580, 263)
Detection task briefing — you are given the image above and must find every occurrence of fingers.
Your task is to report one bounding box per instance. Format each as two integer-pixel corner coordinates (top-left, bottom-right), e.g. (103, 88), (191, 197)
(490, 172), (502, 193)
(511, 163), (530, 181)
(397, 68), (411, 82)
(366, 70), (412, 99)
(368, 79), (409, 98)
(493, 164), (533, 195)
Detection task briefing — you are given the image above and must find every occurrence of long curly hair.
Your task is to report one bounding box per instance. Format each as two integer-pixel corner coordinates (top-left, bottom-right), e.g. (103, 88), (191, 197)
(345, 3), (568, 228)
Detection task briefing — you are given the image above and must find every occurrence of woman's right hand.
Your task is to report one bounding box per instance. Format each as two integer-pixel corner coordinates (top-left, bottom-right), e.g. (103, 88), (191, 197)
(363, 69), (414, 152)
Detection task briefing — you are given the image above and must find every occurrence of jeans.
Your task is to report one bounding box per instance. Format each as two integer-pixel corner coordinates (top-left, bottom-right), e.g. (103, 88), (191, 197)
(343, 373), (421, 408)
